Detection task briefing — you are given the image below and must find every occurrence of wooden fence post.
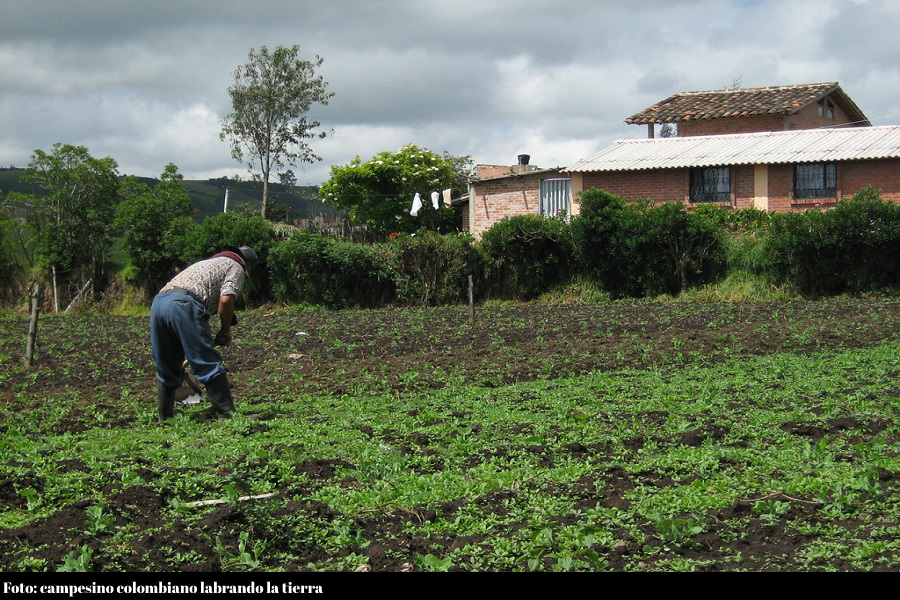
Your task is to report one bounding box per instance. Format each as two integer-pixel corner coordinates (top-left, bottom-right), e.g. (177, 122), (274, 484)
(467, 275), (475, 325)
(25, 283), (41, 367)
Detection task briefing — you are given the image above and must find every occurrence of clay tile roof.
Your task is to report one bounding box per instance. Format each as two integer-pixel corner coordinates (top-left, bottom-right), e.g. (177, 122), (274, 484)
(625, 82), (869, 126)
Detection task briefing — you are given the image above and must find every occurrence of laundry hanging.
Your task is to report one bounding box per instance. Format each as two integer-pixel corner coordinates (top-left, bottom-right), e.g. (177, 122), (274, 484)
(431, 191), (440, 209)
(410, 192), (423, 216)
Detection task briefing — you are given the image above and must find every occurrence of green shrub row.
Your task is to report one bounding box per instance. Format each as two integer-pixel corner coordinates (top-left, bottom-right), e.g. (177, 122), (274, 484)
(761, 187), (900, 295)
(3, 187), (897, 309)
(118, 186), (900, 307)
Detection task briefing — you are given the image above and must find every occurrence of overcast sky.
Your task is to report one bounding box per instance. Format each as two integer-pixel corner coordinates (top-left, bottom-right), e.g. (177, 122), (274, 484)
(1, 0), (898, 186)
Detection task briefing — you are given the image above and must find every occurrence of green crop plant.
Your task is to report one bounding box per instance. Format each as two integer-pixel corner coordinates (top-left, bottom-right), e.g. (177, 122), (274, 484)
(84, 504), (116, 536)
(58, 544), (93, 572)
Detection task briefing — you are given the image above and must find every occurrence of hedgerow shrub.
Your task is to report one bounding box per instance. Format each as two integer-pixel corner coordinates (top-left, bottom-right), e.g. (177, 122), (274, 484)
(381, 232), (478, 306)
(640, 201), (726, 295)
(270, 233), (396, 308)
(186, 211), (279, 306)
(764, 187), (900, 295)
(572, 190), (724, 297)
(570, 189), (635, 297)
(692, 205), (771, 232)
(477, 214), (573, 300)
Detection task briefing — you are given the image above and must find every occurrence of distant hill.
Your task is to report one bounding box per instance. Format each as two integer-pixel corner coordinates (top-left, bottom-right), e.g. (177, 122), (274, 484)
(0, 168), (341, 222)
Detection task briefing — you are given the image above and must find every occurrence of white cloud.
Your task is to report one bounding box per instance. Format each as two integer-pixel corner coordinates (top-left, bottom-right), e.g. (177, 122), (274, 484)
(0, 0), (897, 182)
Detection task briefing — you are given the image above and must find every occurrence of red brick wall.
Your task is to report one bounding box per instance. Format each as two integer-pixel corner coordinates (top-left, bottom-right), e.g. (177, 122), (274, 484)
(582, 166), (755, 208)
(579, 159), (899, 212)
(786, 102), (855, 130)
(476, 164), (530, 179)
(459, 201), (470, 233)
(679, 115), (786, 137)
(733, 166), (755, 209)
(582, 169), (688, 204)
(677, 100), (857, 137)
(841, 159), (900, 202)
(762, 159), (900, 211)
(471, 173), (544, 236)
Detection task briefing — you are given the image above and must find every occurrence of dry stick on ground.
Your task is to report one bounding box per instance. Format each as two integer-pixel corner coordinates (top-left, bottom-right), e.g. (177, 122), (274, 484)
(185, 492), (277, 507)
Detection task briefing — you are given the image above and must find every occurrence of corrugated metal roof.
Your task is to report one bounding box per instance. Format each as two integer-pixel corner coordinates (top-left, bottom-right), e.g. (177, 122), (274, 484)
(566, 125), (900, 173)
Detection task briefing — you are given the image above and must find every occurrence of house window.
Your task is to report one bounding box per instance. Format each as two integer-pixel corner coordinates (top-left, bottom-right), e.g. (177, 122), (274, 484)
(540, 178), (571, 218)
(689, 167), (731, 203)
(818, 99), (834, 119)
(795, 163), (836, 199)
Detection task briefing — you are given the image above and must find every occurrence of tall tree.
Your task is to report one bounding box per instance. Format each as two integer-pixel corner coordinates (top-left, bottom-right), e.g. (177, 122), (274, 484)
(221, 45), (334, 219)
(116, 163), (195, 294)
(321, 145), (472, 239)
(17, 144), (120, 310)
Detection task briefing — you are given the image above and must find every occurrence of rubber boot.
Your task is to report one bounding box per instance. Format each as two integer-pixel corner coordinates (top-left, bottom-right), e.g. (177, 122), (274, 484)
(157, 383), (177, 424)
(205, 373), (235, 420)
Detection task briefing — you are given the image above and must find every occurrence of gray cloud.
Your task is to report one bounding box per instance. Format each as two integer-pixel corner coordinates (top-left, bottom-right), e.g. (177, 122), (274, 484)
(1, 0), (897, 186)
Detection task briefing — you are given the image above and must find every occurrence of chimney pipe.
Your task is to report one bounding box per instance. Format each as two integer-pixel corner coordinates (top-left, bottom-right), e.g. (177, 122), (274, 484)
(517, 154), (530, 165)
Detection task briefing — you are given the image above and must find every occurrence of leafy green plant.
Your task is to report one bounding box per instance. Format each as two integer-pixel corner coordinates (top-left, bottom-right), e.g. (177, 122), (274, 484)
(58, 544), (93, 572)
(84, 504), (116, 536)
(413, 553), (453, 572)
(754, 499), (792, 526)
(653, 514), (707, 545)
(270, 232), (396, 308)
(215, 531), (267, 571)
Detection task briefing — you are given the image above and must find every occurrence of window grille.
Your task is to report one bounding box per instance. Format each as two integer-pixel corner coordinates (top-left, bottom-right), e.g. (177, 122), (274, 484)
(794, 163), (836, 199)
(689, 167), (730, 203)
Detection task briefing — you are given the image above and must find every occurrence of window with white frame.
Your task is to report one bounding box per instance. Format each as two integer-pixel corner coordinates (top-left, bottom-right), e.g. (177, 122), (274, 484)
(689, 167), (731, 203)
(794, 163), (836, 199)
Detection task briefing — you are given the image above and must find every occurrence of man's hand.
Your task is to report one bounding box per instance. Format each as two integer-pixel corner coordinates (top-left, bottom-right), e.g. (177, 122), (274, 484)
(216, 294), (236, 346)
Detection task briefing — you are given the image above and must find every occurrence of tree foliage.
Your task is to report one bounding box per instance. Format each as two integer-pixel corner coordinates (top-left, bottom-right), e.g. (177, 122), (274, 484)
(221, 45), (334, 219)
(115, 164), (195, 294)
(186, 210), (279, 305)
(0, 195), (24, 302)
(321, 144), (472, 239)
(15, 144), (120, 307)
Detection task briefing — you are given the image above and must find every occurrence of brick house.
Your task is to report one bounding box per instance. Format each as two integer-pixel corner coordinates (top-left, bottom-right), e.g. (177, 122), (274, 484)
(625, 82), (869, 138)
(567, 83), (899, 212)
(464, 155), (570, 237)
(567, 125), (900, 212)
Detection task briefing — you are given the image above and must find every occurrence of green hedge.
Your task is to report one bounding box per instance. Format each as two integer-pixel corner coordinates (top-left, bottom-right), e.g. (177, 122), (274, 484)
(763, 187), (900, 295)
(477, 214), (573, 300)
(186, 211), (279, 306)
(270, 233), (396, 308)
(381, 232), (478, 306)
(571, 190), (725, 297)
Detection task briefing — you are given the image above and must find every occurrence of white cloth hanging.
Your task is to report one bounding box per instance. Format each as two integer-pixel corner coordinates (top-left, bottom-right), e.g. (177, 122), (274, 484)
(410, 192), (422, 216)
(431, 191), (440, 209)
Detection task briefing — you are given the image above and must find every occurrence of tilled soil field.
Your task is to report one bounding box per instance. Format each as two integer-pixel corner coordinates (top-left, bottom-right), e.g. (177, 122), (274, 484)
(1, 299), (898, 572)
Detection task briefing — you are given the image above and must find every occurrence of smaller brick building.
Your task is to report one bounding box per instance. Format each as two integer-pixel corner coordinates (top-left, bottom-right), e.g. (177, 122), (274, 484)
(465, 157), (570, 237)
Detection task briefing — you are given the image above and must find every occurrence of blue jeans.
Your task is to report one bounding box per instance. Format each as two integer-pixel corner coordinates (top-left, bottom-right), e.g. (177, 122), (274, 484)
(150, 290), (225, 388)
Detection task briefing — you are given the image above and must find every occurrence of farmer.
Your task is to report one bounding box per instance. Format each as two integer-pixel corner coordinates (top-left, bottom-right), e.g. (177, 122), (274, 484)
(150, 245), (257, 423)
